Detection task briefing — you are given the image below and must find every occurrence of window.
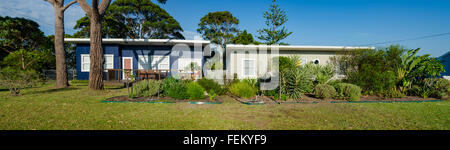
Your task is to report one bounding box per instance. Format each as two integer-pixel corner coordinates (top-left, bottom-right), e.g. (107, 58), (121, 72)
(81, 54), (90, 72)
(300, 58), (308, 66)
(80, 54), (114, 72)
(243, 59), (256, 77)
(104, 55), (114, 71)
(178, 58), (202, 71)
(138, 55), (170, 70)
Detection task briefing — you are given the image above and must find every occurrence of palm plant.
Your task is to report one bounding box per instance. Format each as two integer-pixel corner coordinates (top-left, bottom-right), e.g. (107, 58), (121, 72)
(397, 48), (427, 93)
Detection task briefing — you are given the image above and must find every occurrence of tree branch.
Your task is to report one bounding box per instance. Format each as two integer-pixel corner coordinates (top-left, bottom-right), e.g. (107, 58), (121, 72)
(63, 0), (77, 11)
(44, 0), (56, 4)
(98, 0), (111, 16)
(76, 0), (92, 16)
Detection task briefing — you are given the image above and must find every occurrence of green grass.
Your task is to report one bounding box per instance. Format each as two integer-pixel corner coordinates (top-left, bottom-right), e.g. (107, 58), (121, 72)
(0, 83), (449, 130)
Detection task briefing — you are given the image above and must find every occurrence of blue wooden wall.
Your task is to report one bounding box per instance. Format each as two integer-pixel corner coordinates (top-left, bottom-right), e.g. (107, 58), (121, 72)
(76, 44), (205, 80)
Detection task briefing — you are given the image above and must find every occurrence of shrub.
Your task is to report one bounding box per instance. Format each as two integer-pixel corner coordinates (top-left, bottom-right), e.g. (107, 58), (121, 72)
(230, 81), (257, 99)
(163, 77), (189, 100)
(281, 67), (313, 99)
(208, 90), (217, 101)
(0, 67), (42, 96)
(411, 78), (450, 99)
(314, 84), (337, 99)
(186, 82), (206, 100)
(131, 80), (162, 98)
(333, 83), (361, 101)
(197, 78), (226, 95)
(303, 63), (336, 85)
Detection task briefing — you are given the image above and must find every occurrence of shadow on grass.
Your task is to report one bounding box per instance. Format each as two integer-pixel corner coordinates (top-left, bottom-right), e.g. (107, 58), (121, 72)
(28, 87), (79, 95)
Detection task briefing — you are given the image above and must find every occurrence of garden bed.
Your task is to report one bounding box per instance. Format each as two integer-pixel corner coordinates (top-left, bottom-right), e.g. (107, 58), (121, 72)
(232, 93), (443, 105)
(103, 95), (223, 104)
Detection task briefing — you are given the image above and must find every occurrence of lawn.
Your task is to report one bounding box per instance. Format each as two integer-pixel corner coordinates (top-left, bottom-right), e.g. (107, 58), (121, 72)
(0, 82), (448, 130)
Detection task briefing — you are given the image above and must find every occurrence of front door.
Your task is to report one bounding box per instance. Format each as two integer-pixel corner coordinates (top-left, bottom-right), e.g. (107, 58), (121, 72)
(122, 57), (133, 80)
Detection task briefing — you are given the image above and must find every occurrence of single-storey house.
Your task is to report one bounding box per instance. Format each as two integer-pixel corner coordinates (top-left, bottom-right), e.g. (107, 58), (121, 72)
(225, 44), (372, 79)
(66, 38), (372, 81)
(65, 38), (211, 81)
(439, 51), (450, 80)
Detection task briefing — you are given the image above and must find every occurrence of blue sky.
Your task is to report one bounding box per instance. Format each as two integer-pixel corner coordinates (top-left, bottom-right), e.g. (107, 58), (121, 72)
(1, 0), (449, 56)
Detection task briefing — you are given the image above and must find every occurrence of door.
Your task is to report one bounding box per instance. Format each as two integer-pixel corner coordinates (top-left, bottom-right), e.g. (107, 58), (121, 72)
(122, 57), (133, 80)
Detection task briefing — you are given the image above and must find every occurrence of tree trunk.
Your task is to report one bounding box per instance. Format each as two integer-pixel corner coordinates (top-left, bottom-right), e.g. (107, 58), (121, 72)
(54, 7), (69, 88)
(88, 11), (104, 90)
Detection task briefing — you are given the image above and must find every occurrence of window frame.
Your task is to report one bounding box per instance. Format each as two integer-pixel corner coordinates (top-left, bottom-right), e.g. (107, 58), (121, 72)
(242, 58), (257, 78)
(80, 54), (114, 72)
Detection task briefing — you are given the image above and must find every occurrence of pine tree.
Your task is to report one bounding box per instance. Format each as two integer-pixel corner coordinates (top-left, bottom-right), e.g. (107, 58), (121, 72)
(257, 0), (292, 45)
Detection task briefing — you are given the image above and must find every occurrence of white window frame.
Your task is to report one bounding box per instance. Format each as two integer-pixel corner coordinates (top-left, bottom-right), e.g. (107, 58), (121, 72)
(138, 55), (150, 70)
(138, 55), (170, 70)
(104, 54), (114, 72)
(81, 54), (90, 72)
(80, 54), (114, 72)
(242, 58), (257, 78)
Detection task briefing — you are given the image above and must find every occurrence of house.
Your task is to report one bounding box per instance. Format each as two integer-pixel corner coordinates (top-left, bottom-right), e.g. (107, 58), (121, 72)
(224, 44), (373, 79)
(67, 38), (373, 81)
(439, 51), (450, 80)
(65, 38), (211, 81)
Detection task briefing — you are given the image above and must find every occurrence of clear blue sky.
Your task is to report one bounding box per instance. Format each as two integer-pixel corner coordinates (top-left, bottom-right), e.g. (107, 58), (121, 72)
(160, 0), (450, 57)
(1, 0), (449, 57)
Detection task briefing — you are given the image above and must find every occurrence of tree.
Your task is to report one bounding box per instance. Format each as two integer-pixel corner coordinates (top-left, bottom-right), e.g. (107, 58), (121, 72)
(0, 67), (43, 96)
(0, 16), (47, 56)
(44, 0), (77, 88)
(197, 11), (239, 47)
(0, 16), (54, 71)
(257, 0), (292, 45)
(74, 0), (183, 39)
(76, 0), (112, 90)
(232, 30), (260, 45)
(2, 49), (54, 71)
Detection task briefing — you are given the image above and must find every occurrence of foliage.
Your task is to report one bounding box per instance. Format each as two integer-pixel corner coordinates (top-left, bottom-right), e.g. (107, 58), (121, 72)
(232, 30), (260, 45)
(410, 78), (450, 99)
(230, 81), (257, 99)
(0, 16), (53, 71)
(281, 67), (314, 99)
(0, 67), (42, 96)
(2, 49), (54, 71)
(186, 82), (206, 100)
(397, 47), (427, 94)
(257, 0), (292, 45)
(197, 11), (239, 46)
(332, 46), (400, 96)
(197, 78), (226, 95)
(332, 45), (444, 98)
(162, 77), (189, 100)
(333, 83), (361, 101)
(184, 62), (202, 71)
(74, 0), (184, 39)
(314, 84), (337, 99)
(409, 57), (445, 80)
(276, 56), (296, 72)
(0, 16), (47, 55)
(131, 79), (162, 98)
(303, 63), (336, 85)
(208, 90), (217, 101)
